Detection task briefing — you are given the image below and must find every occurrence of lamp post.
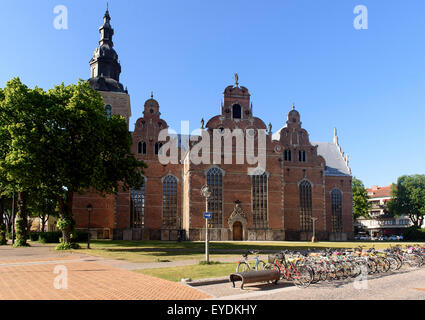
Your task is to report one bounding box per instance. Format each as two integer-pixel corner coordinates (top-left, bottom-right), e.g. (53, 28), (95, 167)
(86, 204), (92, 249)
(311, 217), (319, 243)
(201, 185), (211, 264)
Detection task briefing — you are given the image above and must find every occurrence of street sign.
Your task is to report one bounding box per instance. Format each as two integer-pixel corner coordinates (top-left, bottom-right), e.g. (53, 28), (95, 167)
(204, 212), (212, 219)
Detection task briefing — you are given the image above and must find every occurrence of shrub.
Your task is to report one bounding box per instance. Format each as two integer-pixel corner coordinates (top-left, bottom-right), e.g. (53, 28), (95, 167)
(56, 242), (80, 250)
(402, 226), (425, 241)
(199, 261), (222, 265)
(38, 231), (62, 244)
(29, 232), (40, 242)
(71, 231), (89, 242)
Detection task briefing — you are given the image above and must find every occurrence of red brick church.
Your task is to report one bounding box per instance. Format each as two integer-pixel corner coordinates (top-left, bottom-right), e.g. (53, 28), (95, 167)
(72, 9), (354, 241)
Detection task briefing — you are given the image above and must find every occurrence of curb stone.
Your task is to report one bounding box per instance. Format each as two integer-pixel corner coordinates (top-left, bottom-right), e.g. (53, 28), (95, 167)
(187, 276), (230, 286)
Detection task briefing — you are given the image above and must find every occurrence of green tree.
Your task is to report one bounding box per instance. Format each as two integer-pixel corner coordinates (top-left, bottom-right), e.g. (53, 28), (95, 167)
(43, 81), (146, 249)
(0, 79), (146, 249)
(28, 188), (58, 232)
(0, 89), (8, 245)
(0, 78), (47, 246)
(387, 175), (425, 228)
(352, 177), (371, 219)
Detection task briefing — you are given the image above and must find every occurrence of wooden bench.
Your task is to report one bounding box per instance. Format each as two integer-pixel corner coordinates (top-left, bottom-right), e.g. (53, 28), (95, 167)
(229, 270), (281, 290)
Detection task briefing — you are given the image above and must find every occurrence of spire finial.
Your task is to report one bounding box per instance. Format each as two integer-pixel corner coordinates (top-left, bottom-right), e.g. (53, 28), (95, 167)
(234, 73), (239, 87)
(292, 103), (295, 110)
(333, 128), (339, 146)
(201, 118), (205, 130)
(150, 91), (154, 99)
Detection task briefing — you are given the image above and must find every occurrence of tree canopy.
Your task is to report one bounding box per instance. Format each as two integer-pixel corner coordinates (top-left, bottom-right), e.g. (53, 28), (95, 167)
(0, 78), (146, 248)
(387, 175), (425, 228)
(352, 177), (371, 219)
(0, 78), (48, 245)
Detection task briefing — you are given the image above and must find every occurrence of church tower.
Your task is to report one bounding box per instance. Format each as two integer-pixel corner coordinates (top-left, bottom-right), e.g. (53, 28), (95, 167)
(88, 6), (131, 127)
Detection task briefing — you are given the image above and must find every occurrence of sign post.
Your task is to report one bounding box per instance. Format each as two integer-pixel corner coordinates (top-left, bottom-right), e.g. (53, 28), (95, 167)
(205, 211), (209, 263)
(201, 186), (212, 264)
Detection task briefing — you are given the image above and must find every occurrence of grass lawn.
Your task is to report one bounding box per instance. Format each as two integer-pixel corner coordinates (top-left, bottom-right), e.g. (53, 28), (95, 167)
(72, 240), (425, 263)
(135, 262), (236, 282)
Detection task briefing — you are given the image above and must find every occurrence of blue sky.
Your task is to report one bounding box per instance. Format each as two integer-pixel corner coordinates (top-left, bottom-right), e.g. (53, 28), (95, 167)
(1, 0), (424, 188)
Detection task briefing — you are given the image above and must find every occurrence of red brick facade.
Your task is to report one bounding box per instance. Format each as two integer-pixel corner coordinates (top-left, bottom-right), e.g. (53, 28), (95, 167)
(72, 9), (354, 241)
(73, 82), (353, 241)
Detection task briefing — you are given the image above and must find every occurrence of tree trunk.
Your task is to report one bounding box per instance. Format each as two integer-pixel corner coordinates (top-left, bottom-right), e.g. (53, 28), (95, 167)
(418, 216), (424, 228)
(40, 214), (48, 233)
(409, 214), (419, 228)
(57, 192), (75, 246)
(0, 197), (7, 245)
(15, 191), (29, 247)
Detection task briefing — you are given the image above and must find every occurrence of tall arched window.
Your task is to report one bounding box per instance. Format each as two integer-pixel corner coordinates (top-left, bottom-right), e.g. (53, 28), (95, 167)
(206, 167), (223, 227)
(299, 180), (313, 231)
(163, 175), (178, 228)
(130, 181), (145, 228)
(284, 149), (292, 161)
(155, 142), (163, 155)
(138, 141), (147, 155)
(252, 173), (268, 229)
(331, 189), (343, 232)
(232, 104), (241, 119)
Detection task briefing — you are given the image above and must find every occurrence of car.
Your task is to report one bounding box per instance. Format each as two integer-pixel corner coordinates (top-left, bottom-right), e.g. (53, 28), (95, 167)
(388, 235), (398, 241)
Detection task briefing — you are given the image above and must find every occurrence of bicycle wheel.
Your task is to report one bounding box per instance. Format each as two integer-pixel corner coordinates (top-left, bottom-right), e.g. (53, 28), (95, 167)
(327, 263), (338, 281)
(333, 262), (345, 280)
(382, 258), (391, 272)
(310, 264), (321, 284)
(350, 261), (362, 278)
(367, 260), (377, 274)
(292, 265), (313, 288)
(374, 258), (385, 273)
(236, 262), (250, 273)
(387, 256), (399, 272)
(406, 255), (422, 268)
(255, 260), (267, 271)
(319, 267), (328, 282)
(264, 263), (281, 284)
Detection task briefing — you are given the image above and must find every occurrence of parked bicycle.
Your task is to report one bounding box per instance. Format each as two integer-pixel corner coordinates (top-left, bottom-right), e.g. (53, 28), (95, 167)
(236, 250), (267, 273)
(265, 251), (313, 288)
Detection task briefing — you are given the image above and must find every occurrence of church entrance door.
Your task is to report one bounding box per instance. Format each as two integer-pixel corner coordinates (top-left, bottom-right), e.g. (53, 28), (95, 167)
(233, 222), (243, 241)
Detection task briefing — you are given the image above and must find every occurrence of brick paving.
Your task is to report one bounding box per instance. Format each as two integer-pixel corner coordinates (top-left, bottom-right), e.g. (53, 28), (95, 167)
(0, 244), (211, 300)
(0, 260), (211, 300)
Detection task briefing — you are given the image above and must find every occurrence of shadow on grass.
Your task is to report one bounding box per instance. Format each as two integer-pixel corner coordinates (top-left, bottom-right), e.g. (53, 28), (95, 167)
(76, 240), (425, 262)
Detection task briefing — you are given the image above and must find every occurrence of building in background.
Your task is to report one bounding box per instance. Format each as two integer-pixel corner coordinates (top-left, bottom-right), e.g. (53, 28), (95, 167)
(355, 185), (411, 238)
(72, 8), (354, 241)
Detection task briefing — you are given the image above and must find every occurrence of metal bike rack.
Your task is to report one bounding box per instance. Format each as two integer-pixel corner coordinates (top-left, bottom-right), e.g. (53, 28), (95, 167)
(229, 270), (280, 290)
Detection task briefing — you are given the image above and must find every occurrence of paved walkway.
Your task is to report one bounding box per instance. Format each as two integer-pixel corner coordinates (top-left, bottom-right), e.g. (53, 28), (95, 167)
(194, 267), (425, 300)
(0, 244), (211, 300)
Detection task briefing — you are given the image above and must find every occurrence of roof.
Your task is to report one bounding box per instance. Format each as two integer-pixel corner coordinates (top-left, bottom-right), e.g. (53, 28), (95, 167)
(312, 142), (351, 177)
(366, 185), (392, 198)
(271, 126), (286, 141)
